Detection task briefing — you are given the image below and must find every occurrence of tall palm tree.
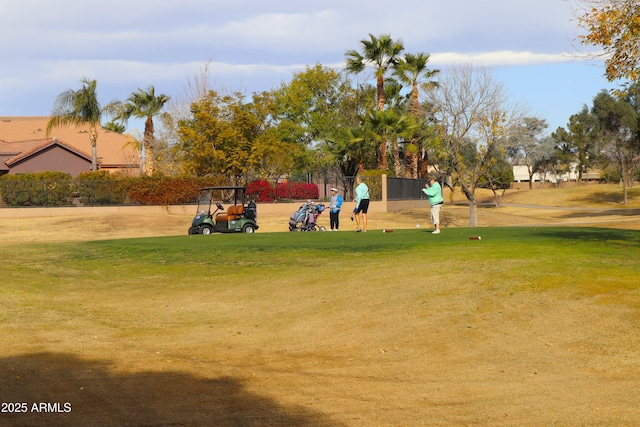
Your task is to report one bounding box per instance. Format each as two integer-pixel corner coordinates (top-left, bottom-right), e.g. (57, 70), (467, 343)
(115, 86), (170, 175)
(368, 108), (416, 175)
(394, 53), (440, 177)
(47, 78), (117, 172)
(345, 34), (405, 111)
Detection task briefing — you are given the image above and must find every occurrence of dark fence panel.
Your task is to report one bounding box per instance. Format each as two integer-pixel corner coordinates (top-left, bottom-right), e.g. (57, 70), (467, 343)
(387, 177), (429, 200)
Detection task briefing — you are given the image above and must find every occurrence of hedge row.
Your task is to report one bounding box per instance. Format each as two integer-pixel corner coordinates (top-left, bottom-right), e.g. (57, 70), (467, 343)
(0, 172), (320, 207)
(246, 180), (319, 202)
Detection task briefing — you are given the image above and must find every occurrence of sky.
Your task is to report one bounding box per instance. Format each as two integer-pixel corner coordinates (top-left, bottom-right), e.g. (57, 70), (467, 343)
(0, 0), (617, 137)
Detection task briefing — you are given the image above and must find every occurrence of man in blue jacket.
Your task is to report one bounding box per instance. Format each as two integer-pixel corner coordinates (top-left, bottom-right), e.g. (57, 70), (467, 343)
(422, 175), (444, 234)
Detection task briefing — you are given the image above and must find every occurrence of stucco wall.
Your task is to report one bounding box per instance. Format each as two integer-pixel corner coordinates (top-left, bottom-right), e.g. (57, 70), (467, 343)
(0, 201), (389, 219)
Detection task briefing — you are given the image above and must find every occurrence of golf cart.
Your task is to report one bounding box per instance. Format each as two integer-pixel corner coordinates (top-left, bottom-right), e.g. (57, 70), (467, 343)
(188, 186), (258, 234)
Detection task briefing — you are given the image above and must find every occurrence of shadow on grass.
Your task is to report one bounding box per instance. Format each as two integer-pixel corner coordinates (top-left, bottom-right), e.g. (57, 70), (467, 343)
(535, 227), (640, 243)
(0, 352), (344, 427)
(572, 189), (639, 205)
(559, 208), (640, 220)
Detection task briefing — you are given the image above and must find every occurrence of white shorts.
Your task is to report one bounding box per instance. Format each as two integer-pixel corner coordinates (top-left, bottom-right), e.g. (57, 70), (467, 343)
(430, 203), (442, 225)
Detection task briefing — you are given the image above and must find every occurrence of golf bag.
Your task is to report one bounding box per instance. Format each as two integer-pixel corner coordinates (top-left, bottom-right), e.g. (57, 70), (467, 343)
(288, 202), (326, 231)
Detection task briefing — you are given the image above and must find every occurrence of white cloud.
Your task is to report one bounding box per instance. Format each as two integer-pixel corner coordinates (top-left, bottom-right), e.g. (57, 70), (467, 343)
(431, 51), (572, 67)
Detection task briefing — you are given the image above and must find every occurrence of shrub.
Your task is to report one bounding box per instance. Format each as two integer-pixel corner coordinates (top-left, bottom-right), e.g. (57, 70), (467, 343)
(246, 180), (274, 202)
(247, 180), (319, 202)
(0, 172), (74, 207)
(76, 171), (128, 205)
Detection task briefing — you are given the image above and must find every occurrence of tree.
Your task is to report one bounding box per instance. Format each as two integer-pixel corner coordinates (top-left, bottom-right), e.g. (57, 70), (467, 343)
(345, 34), (405, 171)
(174, 91), (258, 182)
(591, 89), (640, 203)
(532, 136), (563, 188)
(575, 0), (640, 87)
(47, 78), (119, 172)
(345, 34), (404, 111)
(479, 151), (514, 207)
(393, 52), (440, 177)
(115, 86), (170, 175)
(367, 108), (417, 176)
(507, 117), (549, 189)
(551, 106), (599, 183)
(425, 65), (526, 227)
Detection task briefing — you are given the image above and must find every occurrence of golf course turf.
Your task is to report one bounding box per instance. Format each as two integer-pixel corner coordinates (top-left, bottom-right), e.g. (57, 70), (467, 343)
(1, 226), (640, 425)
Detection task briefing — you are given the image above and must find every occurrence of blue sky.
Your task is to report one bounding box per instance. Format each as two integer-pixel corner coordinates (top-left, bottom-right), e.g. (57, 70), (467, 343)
(0, 0), (617, 136)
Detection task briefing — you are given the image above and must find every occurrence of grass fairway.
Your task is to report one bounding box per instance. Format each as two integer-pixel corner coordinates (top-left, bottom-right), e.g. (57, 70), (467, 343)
(2, 227), (640, 426)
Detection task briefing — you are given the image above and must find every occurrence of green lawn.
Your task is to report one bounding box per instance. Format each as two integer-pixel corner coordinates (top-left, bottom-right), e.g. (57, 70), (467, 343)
(1, 227), (640, 425)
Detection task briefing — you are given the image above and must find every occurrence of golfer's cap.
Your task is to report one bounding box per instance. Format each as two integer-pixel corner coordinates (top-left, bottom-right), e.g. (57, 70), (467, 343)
(331, 187), (338, 192)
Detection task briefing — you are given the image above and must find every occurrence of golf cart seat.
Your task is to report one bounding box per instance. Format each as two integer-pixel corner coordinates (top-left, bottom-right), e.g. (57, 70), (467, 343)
(216, 205), (244, 222)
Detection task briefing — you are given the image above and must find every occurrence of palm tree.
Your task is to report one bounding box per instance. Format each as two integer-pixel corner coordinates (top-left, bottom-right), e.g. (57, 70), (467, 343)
(345, 34), (404, 111)
(47, 78), (118, 172)
(394, 53), (440, 177)
(116, 86), (170, 175)
(368, 108), (416, 175)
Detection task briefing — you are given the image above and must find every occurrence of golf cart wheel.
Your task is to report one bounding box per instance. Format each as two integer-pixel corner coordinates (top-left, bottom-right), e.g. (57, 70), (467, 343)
(319, 226), (326, 231)
(200, 225), (213, 235)
(242, 224), (256, 233)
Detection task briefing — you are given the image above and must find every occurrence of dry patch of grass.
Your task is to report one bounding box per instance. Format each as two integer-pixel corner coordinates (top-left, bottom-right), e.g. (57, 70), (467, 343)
(2, 228), (640, 425)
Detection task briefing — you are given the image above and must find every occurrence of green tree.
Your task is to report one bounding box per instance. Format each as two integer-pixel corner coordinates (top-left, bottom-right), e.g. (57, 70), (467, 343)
(367, 108), (417, 176)
(551, 106), (599, 183)
(104, 120), (125, 133)
(115, 86), (170, 175)
(345, 33), (404, 112)
(47, 78), (118, 172)
(591, 89), (640, 203)
(393, 52), (440, 177)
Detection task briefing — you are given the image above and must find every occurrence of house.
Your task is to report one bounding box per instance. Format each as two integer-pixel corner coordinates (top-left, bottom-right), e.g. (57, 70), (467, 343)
(513, 164), (600, 184)
(0, 116), (140, 177)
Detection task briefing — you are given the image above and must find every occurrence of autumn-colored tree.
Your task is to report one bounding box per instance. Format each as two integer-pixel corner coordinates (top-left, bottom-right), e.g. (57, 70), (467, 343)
(174, 91), (257, 183)
(576, 0), (640, 86)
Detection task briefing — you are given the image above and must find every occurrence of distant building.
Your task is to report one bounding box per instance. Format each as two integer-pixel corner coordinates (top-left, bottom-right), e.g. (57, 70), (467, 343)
(0, 116), (140, 177)
(512, 165), (600, 184)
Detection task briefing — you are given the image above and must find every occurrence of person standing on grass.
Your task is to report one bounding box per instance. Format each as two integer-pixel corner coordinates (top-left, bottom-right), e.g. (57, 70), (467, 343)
(422, 174), (444, 234)
(353, 176), (370, 232)
(328, 187), (343, 231)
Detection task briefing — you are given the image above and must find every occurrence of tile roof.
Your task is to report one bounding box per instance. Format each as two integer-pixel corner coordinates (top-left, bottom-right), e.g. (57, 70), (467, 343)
(0, 116), (140, 169)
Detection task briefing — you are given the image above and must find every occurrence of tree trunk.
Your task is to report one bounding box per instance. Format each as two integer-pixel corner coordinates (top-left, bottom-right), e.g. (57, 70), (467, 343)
(379, 137), (388, 170)
(468, 201), (478, 227)
(377, 75), (385, 111)
(144, 116), (156, 175)
(419, 148), (429, 178)
(462, 184), (478, 227)
(90, 124), (98, 172)
(393, 139), (402, 177)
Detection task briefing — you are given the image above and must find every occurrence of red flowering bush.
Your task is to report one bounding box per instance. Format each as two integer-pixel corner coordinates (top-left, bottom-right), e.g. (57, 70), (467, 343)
(247, 180), (318, 202)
